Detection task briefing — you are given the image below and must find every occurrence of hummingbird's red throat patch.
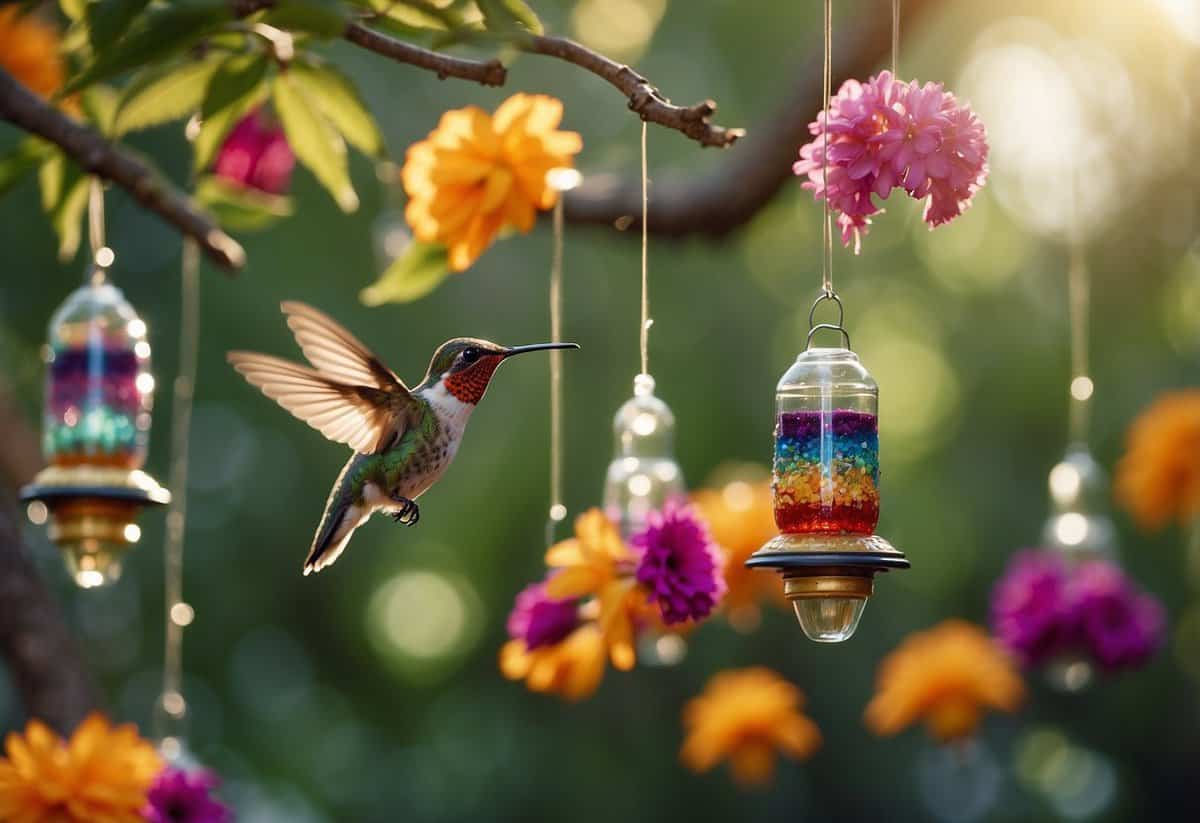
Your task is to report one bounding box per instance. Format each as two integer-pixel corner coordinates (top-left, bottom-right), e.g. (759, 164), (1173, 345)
(444, 356), (504, 404)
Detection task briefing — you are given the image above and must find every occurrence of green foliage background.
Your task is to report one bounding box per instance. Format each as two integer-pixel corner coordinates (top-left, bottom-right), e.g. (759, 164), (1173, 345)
(2, 0), (1199, 820)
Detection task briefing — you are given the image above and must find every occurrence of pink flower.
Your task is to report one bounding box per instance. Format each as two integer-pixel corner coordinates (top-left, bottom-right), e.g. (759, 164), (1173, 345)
(214, 109), (295, 195)
(794, 71), (988, 250)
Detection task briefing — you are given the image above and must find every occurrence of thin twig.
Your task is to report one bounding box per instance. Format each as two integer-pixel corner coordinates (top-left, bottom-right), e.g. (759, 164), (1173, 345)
(0, 69), (246, 271)
(519, 35), (742, 148)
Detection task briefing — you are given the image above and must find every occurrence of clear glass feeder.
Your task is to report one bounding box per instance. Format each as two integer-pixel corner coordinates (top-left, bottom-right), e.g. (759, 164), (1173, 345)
(746, 314), (908, 643)
(21, 276), (168, 588)
(603, 373), (688, 666)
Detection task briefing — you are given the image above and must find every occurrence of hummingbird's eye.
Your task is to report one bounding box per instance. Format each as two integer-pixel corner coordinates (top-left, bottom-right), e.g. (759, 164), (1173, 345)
(461, 347), (481, 365)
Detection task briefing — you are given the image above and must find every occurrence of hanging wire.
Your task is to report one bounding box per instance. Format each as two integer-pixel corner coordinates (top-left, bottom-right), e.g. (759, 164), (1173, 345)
(891, 0), (901, 77)
(1066, 230), (1091, 446)
(154, 238), (201, 758)
(639, 122), (652, 377)
(820, 0), (834, 298)
(86, 178), (113, 282)
(546, 188), (567, 546)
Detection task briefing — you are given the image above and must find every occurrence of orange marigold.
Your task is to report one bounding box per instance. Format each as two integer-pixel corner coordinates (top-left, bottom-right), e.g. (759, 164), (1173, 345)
(545, 508), (640, 670)
(0, 713), (163, 823)
(680, 667), (821, 788)
(499, 624), (607, 702)
(0, 7), (65, 99)
(865, 619), (1024, 743)
(1114, 390), (1200, 530)
(691, 476), (785, 630)
(402, 93), (582, 272)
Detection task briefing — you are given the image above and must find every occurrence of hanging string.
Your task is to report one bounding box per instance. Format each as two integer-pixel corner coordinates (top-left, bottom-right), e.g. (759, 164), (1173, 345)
(1066, 231), (1091, 446)
(86, 178), (113, 283)
(891, 0), (901, 77)
(545, 186), (568, 546)
(639, 121), (652, 377)
(154, 238), (201, 759)
(820, 0), (834, 298)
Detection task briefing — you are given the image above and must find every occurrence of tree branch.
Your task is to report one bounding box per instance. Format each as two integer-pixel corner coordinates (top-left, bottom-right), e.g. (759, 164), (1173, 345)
(0, 69), (246, 272)
(518, 35), (742, 148)
(0, 383), (101, 735)
(343, 23), (507, 85)
(563, 0), (943, 234)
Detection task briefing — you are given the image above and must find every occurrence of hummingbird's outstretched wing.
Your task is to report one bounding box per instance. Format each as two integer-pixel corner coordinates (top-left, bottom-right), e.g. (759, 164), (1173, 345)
(227, 352), (415, 454)
(280, 301), (407, 393)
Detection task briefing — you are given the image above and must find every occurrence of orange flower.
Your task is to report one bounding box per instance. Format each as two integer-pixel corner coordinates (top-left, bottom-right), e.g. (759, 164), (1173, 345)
(681, 667), (821, 787)
(545, 508), (639, 670)
(0, 713), (163, 823)
(499, 624), (606, 701)
(691, 477), (785, 630)
(0, 7), (65, 99)
(1114, 390), (1200, 530)
(402, 93), (582, 271)
(865, 620), (1024, 743)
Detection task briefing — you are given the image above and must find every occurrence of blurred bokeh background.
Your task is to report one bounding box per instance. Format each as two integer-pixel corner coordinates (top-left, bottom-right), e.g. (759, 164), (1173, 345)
(2, 0), (1200, 820)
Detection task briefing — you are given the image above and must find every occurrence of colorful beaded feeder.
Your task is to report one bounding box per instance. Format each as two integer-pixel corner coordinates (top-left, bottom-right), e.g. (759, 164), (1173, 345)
(773, 409), (880, 534)
(45, 345), (147, 467)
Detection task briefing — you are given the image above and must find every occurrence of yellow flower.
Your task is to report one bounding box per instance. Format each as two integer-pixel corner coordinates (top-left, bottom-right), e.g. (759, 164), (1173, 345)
(545, 508), (639, 670)
(1115, 390), (1200, 530)
(865, 620), (1024, 743)
(0, 7), (65, 99)
(0, 713), (163, 823)
(499, 624), (607, 702)
(402, 93), (582, 272)
(680, 667), (821, 788)
(691, 478), (785, 629)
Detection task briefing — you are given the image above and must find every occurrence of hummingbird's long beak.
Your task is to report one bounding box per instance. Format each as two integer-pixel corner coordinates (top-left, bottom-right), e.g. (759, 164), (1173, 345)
(503, 342), (580, 357)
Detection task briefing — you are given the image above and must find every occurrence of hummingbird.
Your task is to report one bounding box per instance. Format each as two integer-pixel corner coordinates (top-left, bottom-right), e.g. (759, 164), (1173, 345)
(228, 301), (578, 575)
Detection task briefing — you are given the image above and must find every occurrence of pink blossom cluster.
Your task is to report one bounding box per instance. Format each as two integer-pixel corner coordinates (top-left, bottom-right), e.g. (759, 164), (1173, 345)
(793, 71), (988, 252)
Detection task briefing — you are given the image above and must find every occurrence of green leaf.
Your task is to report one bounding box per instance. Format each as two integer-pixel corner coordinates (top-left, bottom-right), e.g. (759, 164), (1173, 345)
(38, 152), (66, 213)
(192, 78), (270, 173)
(52, 174), (91, 261)
(291, 62), (383, 158)
(0, 139), (53, 197)
(87, 0), (153, 50)
(272, 73), (358, 212)
(113, 55), (223, 135)
(195, 175), (293, 231)
(360, 241), (450, 305)
(80, 84), (120, 135)
(62, 0), (234, 95)
(362, 0), (464, 31)
(201, 53), (270, 120)
(59, 0), (87, 22)
(262, 0), (347, 38)
(476, 0), (542, 34)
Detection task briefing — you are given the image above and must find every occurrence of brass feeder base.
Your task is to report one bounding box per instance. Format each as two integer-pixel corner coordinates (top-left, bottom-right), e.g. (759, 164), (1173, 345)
(20, 464), (168, 588)
(746, 533), (909, 642)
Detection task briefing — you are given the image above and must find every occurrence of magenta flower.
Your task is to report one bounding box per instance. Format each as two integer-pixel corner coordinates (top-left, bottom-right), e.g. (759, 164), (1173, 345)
(990, 550), (1073, 667)
(1072, 561), (1166, 673)
(506, 578), (579, 649)
(214, 109), (295, 195)
(794, 70), (988, 250)
(144, 767), (231, 823)
(990, 551), (1166, 676)
(632, 500), (725, 625)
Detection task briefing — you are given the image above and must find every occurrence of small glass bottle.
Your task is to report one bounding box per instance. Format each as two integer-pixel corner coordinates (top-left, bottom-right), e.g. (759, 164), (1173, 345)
(773, 348), (880, 536)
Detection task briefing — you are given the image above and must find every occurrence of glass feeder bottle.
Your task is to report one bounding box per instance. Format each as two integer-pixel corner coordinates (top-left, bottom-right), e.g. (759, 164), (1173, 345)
(21, 273), (169, 588)
(747, 309), (908, 644)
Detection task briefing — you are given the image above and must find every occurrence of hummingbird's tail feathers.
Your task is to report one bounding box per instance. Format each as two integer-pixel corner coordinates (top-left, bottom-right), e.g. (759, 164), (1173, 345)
(227, 350), (399, 454)
(304, 475), (368, 575)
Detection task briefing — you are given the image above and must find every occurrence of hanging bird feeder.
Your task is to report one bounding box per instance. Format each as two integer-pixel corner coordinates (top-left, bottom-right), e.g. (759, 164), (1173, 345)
(747, 294), (908, 643)
(21, 270), (169, 588)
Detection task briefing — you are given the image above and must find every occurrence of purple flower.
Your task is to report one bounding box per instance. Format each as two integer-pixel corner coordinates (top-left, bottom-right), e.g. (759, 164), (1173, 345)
(214, 109), (294, 195)
(632, 500), (726, 625)
(991, 550), (1074, 666)
(1072, 561), (1166, 673)
(144, 767), (231, 823)
(506, 578), (578, 649)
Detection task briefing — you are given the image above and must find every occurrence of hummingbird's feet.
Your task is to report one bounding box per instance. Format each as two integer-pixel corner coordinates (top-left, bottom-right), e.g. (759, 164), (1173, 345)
(389, 496), (419, 526)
